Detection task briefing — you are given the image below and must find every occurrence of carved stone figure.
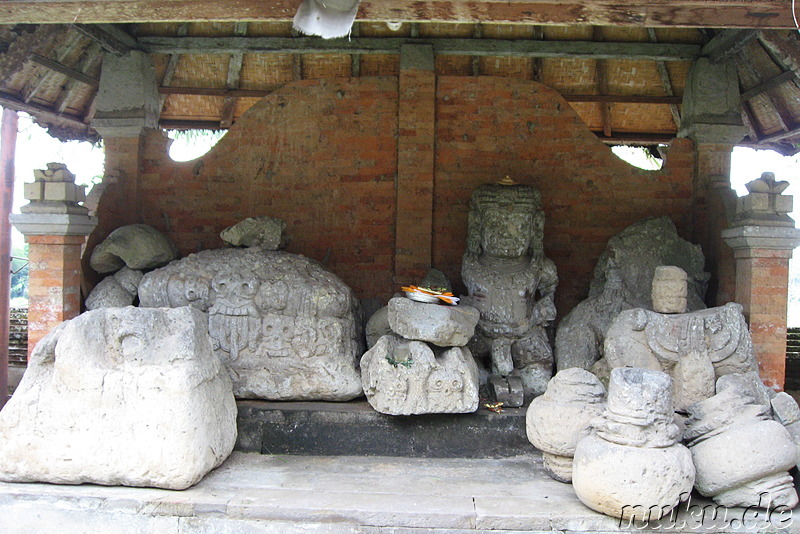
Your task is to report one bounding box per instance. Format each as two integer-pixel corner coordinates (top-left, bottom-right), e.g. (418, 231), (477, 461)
(220, 215), (288, 249)
(138, 247), (364, 401)
(525, 369), (606, 483)
(651, 265), (688, 314)
(90, 224), (179, 273)
(0, 307), (237, 490)
(555, 217), (709, 372)
(85, 266), (144, 310)
(684, 378), (798, 509)
(462, 180), (558, 399)
(361, 334), (479, 415)
(572, 368), (695, 521)
(603, 302), (758, 412)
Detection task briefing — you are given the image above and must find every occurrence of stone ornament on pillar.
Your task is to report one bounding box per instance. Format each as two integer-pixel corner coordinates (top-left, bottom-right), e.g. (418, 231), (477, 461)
(11, 163), (97, 236)
(722, 172), (800, 390)
(11, 163), (97, 356)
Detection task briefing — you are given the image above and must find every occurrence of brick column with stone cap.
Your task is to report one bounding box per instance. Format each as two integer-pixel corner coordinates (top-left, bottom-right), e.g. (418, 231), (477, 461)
(722, 172), (800, 390)
(11, 163), (97, 357)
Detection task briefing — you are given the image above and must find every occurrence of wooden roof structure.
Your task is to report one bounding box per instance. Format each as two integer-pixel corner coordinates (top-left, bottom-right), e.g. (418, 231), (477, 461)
(0, 0), (799, 153)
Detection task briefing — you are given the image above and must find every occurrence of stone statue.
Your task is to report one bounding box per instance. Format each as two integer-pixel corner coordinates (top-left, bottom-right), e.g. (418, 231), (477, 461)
(138, 247), (364, 401)
(572, 367), (695, 522)
(462, 179), (558, 400)
(684, 375), (798, 509)
(603, 301), (758, 412)
(555, 217), (709, 372)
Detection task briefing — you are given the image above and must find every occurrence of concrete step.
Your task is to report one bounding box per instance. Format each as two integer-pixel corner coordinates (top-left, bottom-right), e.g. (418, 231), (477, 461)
(0, 452), (794, 533)
(235, 400), (530, 458)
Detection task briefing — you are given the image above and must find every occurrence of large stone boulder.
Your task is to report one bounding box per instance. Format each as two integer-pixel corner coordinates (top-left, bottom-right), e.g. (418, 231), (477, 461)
(90, 224), (179, 273)
(0, 307), (237, 490)
(138, 247), (364, 401)
(555, 217), (709, 372)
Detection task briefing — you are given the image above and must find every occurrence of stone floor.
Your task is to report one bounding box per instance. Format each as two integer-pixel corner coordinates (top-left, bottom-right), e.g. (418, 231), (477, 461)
(0, 451), (797, 533)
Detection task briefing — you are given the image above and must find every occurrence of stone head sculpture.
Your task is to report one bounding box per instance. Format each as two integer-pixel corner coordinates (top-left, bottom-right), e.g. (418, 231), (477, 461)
(466, 181), (544, 262)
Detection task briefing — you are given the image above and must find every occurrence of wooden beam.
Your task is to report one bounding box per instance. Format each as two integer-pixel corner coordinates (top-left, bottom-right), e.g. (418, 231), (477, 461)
(72, 23), (137, 55)
(138, 36), (701, 61)
(28, 53), (100, 87)
(0, 1), (795, 28)
(24, 32), (83, 103)
(562, 94), (682, 104)
(648, 28), (681, 129)
(593, 27), (612, 138)
(759, 124), (800, 143)
(741, 99), (762, 141)
(157, 22), (188, 116)
(0, 90), (92, 133)
(739, 70), (797, 101)
(55, 43), (103, 113)
(158, 86), (278, 97)
(160, 119), (225, 130)
(701, 29), (758, 63)
(595, 132), (675, 145)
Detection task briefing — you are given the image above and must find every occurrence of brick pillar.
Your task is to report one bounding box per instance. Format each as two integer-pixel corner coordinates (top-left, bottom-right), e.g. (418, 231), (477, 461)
(693, 143), (737, 306)
(394, 44), (435, 285)
(723, 176), (800, 390)
(25, 235), (86, 356)
(10, 164), (97, 357)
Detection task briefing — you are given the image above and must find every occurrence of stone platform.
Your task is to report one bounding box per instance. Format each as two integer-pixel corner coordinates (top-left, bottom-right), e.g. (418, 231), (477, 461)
(235, 400), (530, 458)
(0, 452), (796, 533)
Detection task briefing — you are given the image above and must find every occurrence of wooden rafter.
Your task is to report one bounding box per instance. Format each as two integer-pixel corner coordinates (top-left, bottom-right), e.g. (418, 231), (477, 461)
(24, 31), (83, 103)
(701, 29), (758, 63)
(137, 36), (701, 62)
(738, 50), (795, 134)
(220, 22), (247, 129)
(0, 1), (795, 28)
(0, 89), (91, 132)
(593, 27), (612, 138)
(157, 22), (188, 117)
(647, 28), (681, 129)
(739, 70), (797, 101)
(72, 24), (137, 55)
(27, 53), (99, 88)
(55, 43), (103, 113)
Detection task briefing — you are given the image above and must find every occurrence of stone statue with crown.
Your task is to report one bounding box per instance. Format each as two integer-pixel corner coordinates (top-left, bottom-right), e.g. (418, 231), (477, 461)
(462, 178), (558, 405)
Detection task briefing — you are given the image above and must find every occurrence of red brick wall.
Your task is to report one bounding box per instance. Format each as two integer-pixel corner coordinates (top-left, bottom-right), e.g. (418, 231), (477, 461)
(89, 75), (696, 317)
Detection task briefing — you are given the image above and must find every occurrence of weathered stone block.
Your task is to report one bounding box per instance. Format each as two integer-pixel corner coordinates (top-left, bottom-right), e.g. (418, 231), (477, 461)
(361, 334), (479, 415)
(139, 247), (364, 401)
(220, 215), (288, 250)
(0, 307), (237, 490)
(388, 297), (479, 348)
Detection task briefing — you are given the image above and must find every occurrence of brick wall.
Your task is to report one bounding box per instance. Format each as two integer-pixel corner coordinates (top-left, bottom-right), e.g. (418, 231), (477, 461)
(89, 75), (696, 317)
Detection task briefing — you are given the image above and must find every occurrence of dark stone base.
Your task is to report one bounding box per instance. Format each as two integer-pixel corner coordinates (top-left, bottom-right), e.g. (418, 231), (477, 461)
(235, 399), (531, 458)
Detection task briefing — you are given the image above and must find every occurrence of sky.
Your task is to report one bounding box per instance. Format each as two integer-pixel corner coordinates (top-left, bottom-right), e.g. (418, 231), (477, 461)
(5, 112), (800, 319)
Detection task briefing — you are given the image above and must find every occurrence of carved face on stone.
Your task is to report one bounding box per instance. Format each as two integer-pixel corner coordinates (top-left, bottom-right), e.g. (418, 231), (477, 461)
(480, 207), (534, 259)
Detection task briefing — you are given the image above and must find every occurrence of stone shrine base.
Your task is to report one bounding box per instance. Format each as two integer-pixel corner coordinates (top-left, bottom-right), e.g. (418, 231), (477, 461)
(1, 451), (798, 533)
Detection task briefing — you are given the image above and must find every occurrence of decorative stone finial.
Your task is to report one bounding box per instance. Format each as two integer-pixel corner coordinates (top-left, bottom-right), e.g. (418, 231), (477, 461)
(497, 176), (517, 186)
(745, 171), (790, 195)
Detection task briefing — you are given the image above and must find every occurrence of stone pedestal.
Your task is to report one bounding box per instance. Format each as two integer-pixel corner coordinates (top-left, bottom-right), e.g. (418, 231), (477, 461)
(10, 164), (96, 357)
(722, 175), (800, 390)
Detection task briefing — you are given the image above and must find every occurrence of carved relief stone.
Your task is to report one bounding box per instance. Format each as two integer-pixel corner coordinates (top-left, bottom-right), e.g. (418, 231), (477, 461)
(684, 380), (798, 509)
(138, 247), (364, 401)
(0, 307), (237, 490)
(361, 334), (479, 415)
(604, 302), (757, 412)
(461, 180), (558, 398)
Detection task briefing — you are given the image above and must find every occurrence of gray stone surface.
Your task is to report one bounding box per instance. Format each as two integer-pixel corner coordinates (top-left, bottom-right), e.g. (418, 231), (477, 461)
(85, 267), (144, 310)
(525, 369), (606, 483)
(92, 50), (159, 138)
(365, 305), (392, 349)
(773, 392), (800, 468)
(0, 306), (237, 490)
(3, 451), (787, 534)
(139, 247), (364, 401)
(572, 368), (695, 521)
(603, 302), (757, 412)
(651, 265), (688, 314)
(220, 215), (288, 249)
(462, 181), (558, 396)
(361, 335), (479, 415)
(555, 216), (709, 372)
(388, 297), (479, 348)
(90, 223), (179, 273)
(684, 385), (798, 509)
